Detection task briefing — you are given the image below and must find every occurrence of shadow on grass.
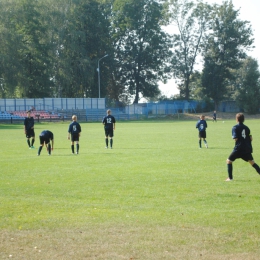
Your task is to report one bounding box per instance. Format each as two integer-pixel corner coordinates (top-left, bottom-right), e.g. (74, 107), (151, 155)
(0, 124), (23, 129)
(42, 152), (120, 156)
(110, 147), (155, 150)
(201, 147), (231, 150)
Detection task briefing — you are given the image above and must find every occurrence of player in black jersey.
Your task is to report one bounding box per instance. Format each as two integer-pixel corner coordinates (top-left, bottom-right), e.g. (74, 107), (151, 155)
(196, 115), (208, 149)
(37, 130), (54, 156)
(68, 115), (81, 154)
(226, 113), (260, 181)
(102, 109), (116, 149)
(213, 111), (217, 122)
(24, 110), (35, 149)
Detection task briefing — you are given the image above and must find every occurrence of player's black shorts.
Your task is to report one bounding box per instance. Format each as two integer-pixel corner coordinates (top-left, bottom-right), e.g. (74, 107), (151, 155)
(228, 151), (254, 162)
(71, 133), (79, 142)
(26, 129), (35, 138)
(39, 136), (50, 145)
(198, 131), (206, 139)
(105, 128), (114, 137)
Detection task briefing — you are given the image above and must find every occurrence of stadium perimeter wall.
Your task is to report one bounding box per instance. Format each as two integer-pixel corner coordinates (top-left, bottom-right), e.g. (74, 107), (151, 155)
(0, 98), (242, 123)
(0, 98), (200, 122)
(0, 98), (105, 112)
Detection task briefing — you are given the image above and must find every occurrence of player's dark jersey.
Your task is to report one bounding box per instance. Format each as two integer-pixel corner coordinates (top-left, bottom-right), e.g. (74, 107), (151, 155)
(232, 123), (252, 154)
(24, 117), (34, 130)
(196, 119), (207, 132)
(68, 121), (81, 134)
(39, 130), (54, 140)
(102, 115), (116, 129)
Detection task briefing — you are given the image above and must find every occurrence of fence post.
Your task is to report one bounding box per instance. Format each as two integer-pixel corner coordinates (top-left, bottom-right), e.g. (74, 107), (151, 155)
(36, 114), (40, 123)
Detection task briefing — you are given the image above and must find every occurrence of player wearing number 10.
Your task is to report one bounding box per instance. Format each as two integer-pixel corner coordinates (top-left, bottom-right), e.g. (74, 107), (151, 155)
(102, 109), (116, 149)
(226, 113), (260, 181)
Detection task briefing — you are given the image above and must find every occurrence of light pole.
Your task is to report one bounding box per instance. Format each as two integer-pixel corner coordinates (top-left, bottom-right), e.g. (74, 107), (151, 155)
(97, 54), (109, 98)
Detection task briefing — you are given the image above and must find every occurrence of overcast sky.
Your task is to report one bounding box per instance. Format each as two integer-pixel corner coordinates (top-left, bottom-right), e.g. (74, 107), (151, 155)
(159, 0), (260, 97)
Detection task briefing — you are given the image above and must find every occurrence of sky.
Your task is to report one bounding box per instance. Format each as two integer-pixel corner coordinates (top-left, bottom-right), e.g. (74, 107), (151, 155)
(159, 0), (260, 97)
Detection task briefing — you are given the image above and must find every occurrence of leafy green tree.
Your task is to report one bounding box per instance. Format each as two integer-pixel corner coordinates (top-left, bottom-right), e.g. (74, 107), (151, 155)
(201, 56), (228, 109)
(189, 71), (203, 99)
(47, 0), (112, 98)
(233, 57), (260, 114)
(0, 0), (55, 98)
(0, 0), (113, 98)
(15, 0), (53, 97)
(111, 0), (172, 103)
(201, 0), (254, 109)
(166, 0), (211, 99)
(0, 0), (23, 97)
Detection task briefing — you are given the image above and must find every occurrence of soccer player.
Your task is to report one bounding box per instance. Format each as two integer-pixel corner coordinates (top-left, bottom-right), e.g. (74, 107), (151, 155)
(24, 110), (35, 149)
(196, 115), (208, 149)
(68, 115), (81, 154)
(226, 113), (260, 181)
(213, 110), (217, 122)
(102, 109), (116, 149)
(37, 130), (54, 156)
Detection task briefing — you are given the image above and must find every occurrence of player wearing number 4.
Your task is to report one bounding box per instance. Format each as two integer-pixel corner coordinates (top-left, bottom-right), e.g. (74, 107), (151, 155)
(196, 115), (208, 149)
(226, 113), (260, 181)
(102, 109), (116, 149)
(68, 115), (81, 154)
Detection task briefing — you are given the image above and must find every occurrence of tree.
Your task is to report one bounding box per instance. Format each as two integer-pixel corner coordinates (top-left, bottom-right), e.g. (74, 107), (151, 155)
(201, 0), (254, 109)
(0, 0), (24, 97)
(111, 0), (172, 103)
(189, 71), (203, 99)
(166, 0), (211, 99)
(201, 56), (228, 109)
(15, 0), (53, 97)
(232, 57), (260, 114)
(0, 0), (54, 98)
(47, 0), (113, 98)
(0, 0), (113, 98)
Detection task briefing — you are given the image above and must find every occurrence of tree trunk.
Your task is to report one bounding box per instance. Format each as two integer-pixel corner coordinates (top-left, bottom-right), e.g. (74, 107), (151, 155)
(214, 100), (218, 111)
(184, 77), (190, 100)
(133, 70), (140, 104)
(133, 86), (139, 104)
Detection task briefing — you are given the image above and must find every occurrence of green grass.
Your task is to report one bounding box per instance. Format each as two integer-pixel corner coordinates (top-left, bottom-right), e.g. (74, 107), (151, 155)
(1, 119), (260, 259)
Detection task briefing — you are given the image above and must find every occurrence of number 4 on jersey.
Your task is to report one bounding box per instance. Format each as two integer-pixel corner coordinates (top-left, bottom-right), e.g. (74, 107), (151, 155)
(242, 129), (246, 139)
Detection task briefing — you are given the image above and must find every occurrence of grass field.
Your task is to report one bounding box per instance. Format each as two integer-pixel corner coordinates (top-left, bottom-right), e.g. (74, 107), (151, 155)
(1, 118), (260, 259)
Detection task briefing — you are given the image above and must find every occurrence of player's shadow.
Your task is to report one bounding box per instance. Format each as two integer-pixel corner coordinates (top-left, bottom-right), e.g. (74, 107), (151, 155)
(199, 146), (230, 150)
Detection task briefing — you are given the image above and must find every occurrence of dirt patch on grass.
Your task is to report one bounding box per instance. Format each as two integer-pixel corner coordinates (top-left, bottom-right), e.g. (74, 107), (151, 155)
(1, 226), (259, 260)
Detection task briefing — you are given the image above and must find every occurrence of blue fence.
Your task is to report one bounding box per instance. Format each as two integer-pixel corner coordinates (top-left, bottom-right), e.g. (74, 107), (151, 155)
(112, 101), (198, 116)
(217, 101), (240, 112)
(1, 99), (203, 122)
(85, 102), (198, 122)
(0, 98), (106, 112)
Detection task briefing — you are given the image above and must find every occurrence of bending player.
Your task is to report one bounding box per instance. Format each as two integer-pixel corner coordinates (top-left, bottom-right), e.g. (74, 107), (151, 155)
(37, 130), (54, 156)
